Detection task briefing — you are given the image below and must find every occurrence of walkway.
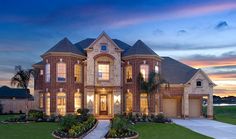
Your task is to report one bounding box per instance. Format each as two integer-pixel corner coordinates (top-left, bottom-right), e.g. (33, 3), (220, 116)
(84, 120), (110, 139)
(172, 119), (236, 139)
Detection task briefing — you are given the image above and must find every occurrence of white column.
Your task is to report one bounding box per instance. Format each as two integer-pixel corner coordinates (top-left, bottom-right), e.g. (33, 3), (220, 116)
(207, 94), (213, 119)
(183, 91), (189, 118)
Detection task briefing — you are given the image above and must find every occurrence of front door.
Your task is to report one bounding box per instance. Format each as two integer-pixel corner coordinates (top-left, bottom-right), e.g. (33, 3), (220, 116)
(99, 94), (108, 115)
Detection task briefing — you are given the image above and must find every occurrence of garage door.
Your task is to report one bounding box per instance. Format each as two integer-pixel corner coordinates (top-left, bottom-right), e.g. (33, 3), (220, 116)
(189, 99), (201, 118)
(163, 99), (177, 117)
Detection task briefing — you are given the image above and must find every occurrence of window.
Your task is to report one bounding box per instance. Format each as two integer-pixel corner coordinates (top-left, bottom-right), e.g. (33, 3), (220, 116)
(196, 80), (202, 87)
(57, 63), (66, 82)
(98, 64), (109, 80)
(39, 93), (44, 108)
(140, 93), (148, 114)
(126, 66), (132, 83)
(40, 69), (44, 75)
(74, 64), (82, 83)
(74, 92), (81, 112)
(45, 93), (50, 116)
(126, 91), (133, 112)
(57, 92), (66, 115)
(155, 65), (159, 73)
(101, 45), (107, 52)
(140, 65), (149, 81)
(45, 64), (50, 82)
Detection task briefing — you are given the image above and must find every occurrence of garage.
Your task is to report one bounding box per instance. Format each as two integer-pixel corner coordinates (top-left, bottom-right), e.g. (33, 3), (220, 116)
(189, 99), (201, 118)
(163, 99), (177, 117)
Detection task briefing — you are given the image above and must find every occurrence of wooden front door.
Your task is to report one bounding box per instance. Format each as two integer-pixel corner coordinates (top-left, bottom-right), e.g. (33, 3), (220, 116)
(99, 94), (108, 115)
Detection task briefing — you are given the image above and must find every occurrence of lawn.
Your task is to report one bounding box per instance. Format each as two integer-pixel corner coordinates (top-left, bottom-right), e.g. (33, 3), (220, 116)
(131, 123), (212, 139)
(214, 106), (236, 125)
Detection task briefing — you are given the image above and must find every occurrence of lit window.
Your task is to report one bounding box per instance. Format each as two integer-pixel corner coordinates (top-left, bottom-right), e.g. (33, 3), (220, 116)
(98, 64), (109, 80)
(126, 91), (133, 112)
(39, 93), (44, 108)
(140, 65), (149, 81)
(40, 69), (44, 75)
(74, 64), (82, 83)
(74, 92), (81, 112)
(45, 64), (50, 82)
(140, 93), (148, 114)
(45, 93), (50, 115)
(57, 63), (66, 82)
(57, 92), (66, 115)
(126, 66), (132, 83)
(155, 65), (159, 73)
(196, 80), (202, 87)
(101, 45), (107, 52)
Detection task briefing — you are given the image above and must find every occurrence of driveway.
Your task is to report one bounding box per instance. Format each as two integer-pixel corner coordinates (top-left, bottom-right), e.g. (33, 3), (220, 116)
(172, 119), (236, 139)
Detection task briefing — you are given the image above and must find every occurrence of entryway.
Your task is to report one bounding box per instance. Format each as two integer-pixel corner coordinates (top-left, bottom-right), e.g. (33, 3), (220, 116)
(99, 94), (108, 115)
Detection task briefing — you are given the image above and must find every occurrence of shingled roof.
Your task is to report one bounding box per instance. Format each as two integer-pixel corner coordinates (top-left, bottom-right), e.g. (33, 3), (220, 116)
(74, 38), (131, 51)
(161, 57), (198, 84)
(33, 60), (45, 66)
(122, 40), (158, 57)
(0, 86), (33, 99)
(43, 38), (86, 56)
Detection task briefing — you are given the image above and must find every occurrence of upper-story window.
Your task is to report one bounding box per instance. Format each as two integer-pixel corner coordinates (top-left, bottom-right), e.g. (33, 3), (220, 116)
(196, 80), (202, 87)
(40, 69), (44, 75)
(45, 64), (50, 83)
(155, 64), (159, 74)
(57, 63), (66, 82)
(100, 45), (107, 52)
(98, 64), (109, 80)
(126, 65), (132, 83)
(140, 64), (149, 81)
(74, 64), (82, 83)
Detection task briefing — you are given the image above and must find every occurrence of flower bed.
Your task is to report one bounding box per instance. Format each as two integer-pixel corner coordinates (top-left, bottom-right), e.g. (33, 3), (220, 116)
(52, 115), (97, 139)
(105, 115), (138, 139)
(2, 114), (29, 124)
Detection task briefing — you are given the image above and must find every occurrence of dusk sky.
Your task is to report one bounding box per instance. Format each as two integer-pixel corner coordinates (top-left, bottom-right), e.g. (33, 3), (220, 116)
(0, 0), (236, 96)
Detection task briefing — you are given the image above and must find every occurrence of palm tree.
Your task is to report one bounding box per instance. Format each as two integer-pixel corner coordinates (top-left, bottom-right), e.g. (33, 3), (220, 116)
(137, 71), (168, 114)
(11, 65), (36, 93)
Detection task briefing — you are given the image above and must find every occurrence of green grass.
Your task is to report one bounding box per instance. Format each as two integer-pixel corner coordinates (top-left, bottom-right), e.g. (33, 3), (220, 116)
(214, 106), (236, 125)
(0, 115), (58, 139)
(131, 123), (212, 139)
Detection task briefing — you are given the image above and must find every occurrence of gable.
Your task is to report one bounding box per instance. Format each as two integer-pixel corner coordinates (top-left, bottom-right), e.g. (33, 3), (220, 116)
(186, 69), (216, 86)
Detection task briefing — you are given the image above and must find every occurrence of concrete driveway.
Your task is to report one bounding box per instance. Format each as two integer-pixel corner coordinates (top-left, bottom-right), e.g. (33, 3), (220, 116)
(172, 119), (236, 139)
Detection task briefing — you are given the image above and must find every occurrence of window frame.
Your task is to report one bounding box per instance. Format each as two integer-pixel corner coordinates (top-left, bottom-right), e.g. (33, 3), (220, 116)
(196, 80), (203, 87)
(74, 92), (82, 112)
(56, 92), (66, 116)
(39, 93), (44, 109)
(56, 62), (66, 82)
(125, 65), (133, 83)
(98, 63), (110, 81)
(140, 64), (149, 81)
(126, 91), (133, 112)
(74, 64), (82, 83)
(45, 64), (50, 83)
(140, 93), (148, 114)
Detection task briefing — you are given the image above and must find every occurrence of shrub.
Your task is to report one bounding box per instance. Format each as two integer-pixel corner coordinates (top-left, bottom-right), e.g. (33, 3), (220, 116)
(60, 114), (77, 132)
(77, 108), (90, 122)
(153, 113), (172, 123)
(28, 109), (43, 121)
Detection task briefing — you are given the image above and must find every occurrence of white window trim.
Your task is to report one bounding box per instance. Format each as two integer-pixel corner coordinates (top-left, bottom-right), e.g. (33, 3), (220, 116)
(56, 62), (67, 82)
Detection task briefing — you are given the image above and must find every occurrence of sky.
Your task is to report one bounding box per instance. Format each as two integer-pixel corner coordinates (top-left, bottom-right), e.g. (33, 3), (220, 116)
(0, 0), (236, 97)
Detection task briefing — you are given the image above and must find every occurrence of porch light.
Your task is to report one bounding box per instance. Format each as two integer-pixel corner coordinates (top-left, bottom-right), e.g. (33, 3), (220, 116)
(114, 95), (120, 105)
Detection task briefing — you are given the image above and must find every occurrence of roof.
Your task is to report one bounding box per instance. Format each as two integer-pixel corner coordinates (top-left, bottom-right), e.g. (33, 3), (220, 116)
(33, 61), (45, 66)
(74, 38), (131, 51)
(161, 57), (198, 84)
(43, 37), (86, 56)
(122, 40), (158, 57)
(0, 86), (33, 99)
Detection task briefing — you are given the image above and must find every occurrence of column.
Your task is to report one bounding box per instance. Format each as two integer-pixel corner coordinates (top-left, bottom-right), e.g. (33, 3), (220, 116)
(207, 94), (213, 119)
(183, 91), (189, 118)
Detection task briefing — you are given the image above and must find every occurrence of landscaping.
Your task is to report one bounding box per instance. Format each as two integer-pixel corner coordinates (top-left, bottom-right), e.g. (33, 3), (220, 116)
(213, 106), (236, 125)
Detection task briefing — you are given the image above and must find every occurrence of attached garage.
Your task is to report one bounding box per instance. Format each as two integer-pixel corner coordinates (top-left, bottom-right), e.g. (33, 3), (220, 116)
(189, 99), (201, 118)
(163, 99), (177, 117)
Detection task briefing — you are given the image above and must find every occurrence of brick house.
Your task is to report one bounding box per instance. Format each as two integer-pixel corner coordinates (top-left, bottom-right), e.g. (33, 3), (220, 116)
(33, 32), (215, 119)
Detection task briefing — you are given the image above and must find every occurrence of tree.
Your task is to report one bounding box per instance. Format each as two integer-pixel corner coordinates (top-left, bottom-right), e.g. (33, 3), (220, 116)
(11, 65), (36, 92)
(137, 71), (168, 114)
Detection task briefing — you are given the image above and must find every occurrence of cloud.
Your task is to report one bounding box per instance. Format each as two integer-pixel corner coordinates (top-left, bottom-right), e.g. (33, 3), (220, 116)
(215, 21), (229, 30)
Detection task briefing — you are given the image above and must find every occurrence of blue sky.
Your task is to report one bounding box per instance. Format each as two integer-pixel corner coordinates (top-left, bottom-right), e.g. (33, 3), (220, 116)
(0, 0), (236, 96)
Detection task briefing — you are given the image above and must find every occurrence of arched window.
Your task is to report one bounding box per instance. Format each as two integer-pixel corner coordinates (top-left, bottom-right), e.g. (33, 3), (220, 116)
(57, 62), (66, 82)
(74, 92), (82, 112)
(140, 93), (148, 114)
(74, 64), (82, 83)
(45, 93), (50, 115)
(196, 80), (202, 87)
(45, 64), (50, 82)
(57, 92), (66, 115)
(126, 91), (133, 112)
(126, 66), (132, 83)
(39, 93), (44, 108)
(140, 64), (149, 81)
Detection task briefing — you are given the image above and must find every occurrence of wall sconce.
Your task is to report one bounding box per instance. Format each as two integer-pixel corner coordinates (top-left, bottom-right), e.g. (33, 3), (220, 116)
(114, 95), (120, 105)
(87, 95), (94, 104)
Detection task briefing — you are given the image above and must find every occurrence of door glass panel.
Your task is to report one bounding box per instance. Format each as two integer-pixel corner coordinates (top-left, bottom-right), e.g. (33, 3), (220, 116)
(100, 95), (107, 111)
